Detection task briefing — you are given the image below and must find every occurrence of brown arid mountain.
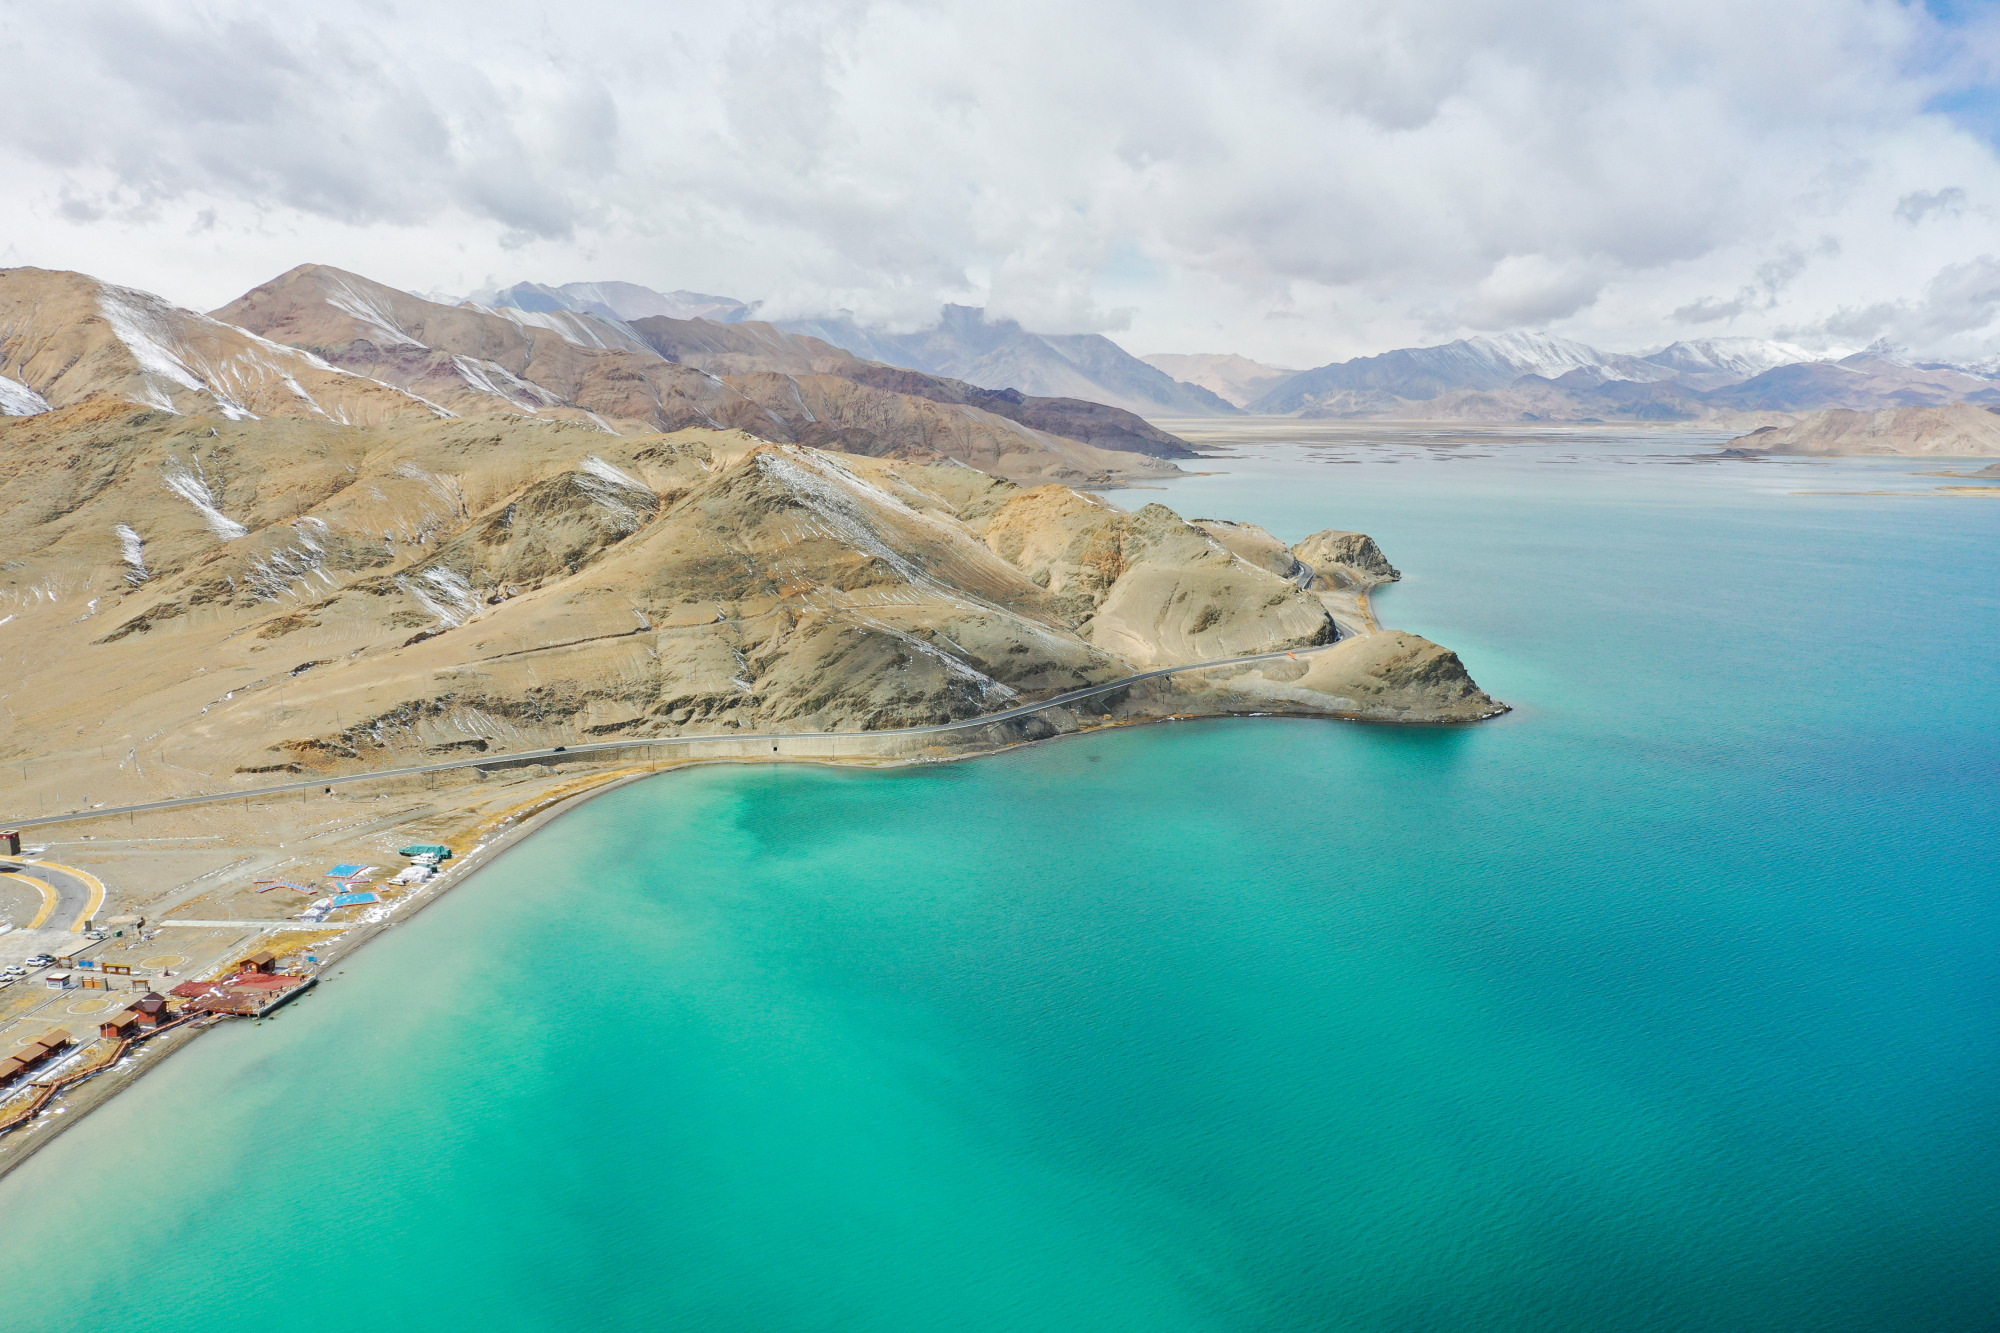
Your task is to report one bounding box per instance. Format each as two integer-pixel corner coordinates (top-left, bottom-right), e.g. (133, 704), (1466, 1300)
(1142, 353), (1299, 409)
(0, 268), (446, 426)
(211, 266), (1185, 485)
(1729, 402), (2000, 456)
(0, 400), (1500, 819)
(211, 264), (826, 438)
(626, 316), (1198, 461)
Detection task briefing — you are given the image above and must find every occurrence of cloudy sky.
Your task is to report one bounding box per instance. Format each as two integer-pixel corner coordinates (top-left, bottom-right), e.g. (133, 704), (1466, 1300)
(3, 0), (1999, 366)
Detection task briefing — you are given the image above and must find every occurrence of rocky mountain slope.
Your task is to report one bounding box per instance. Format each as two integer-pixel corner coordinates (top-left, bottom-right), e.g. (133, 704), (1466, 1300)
(471, 281), (1236, 419)
(776, 306), (1239, 417)
(0, 401), (1501, 820)
(627, 316), (1196, 460)
(1699, 356), (1998, 414)
(0, 269), (447, 427)
(209, 266), (1188, 485)
(1727, 402), (2000, 456)
(1251, 332), (1680, 416)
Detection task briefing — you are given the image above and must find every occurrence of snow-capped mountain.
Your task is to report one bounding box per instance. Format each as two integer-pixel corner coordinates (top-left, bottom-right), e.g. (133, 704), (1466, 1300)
(1640, 337), (1824, 387)
(1250, 332), (1676, 413)
(1464, 331), (1682, 384)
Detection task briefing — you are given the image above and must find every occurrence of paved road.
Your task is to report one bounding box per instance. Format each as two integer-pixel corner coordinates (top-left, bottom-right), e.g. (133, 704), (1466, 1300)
(0, 859), (106, 933)
(3, 640), (1341, 831)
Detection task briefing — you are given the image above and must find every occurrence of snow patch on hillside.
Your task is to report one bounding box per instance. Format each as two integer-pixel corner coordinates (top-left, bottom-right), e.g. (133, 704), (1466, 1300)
(113, 524), (151, 584)
(246, 517), (334, 602)
(162, 455), (249, 540)
(451, 355), (561, 411)
(473, 303), (652, 354)
(99, 283), (261, 417)
(322, 273), (416, 346)
(576, 456), (656, 532)
(0, 373), (49, 416)
(400, 566), (480, 627)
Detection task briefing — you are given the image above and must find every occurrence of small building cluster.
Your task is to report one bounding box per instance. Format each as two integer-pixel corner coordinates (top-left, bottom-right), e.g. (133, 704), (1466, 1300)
(0, 1029), (72, 1086)
(170, 949), (313, 1017)
(96, 992), (175, 1041)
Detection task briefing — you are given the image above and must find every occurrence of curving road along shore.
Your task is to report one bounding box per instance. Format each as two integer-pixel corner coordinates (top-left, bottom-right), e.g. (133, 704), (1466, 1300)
(0, 859), (106, 932)
(1, 641), (1343, 832)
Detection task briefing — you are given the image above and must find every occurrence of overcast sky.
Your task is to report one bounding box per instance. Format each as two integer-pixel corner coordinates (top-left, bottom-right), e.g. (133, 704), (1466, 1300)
(3, 0), (1999, 366)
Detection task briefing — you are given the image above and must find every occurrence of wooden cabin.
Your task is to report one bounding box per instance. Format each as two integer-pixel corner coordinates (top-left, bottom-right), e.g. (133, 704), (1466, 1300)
(236, 949), (280, 975)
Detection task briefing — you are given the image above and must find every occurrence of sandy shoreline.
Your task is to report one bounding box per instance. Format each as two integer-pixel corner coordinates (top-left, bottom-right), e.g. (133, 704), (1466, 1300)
(0, 706), (1295, 1182)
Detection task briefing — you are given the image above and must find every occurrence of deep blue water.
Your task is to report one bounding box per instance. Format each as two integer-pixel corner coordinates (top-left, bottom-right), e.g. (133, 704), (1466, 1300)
(0, 429), (1994, 1331)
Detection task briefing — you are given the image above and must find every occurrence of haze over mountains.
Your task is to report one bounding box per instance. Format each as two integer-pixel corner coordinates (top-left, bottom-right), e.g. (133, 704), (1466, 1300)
(1140, 354), (1299, 409)
(1241, 331), (2000, 421)
(11, 263), (2000, 442)
(468, 276), (2000, 424)
(475, 281), (1236, 418)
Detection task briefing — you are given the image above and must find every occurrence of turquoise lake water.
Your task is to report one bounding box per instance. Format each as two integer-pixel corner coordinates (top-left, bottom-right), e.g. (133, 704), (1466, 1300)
(0, 429), (1995, 1330)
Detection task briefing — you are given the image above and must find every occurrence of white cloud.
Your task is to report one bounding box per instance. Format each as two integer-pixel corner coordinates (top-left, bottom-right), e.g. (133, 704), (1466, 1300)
(1, 0), (1999, 365)
(1453, 256), (1604, 331)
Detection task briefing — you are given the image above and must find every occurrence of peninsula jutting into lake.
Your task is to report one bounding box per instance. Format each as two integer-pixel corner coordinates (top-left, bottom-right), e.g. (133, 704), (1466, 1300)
(0, 263), (1507, 1173)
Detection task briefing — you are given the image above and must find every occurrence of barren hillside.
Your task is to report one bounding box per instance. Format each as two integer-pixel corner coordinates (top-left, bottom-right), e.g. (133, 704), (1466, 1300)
(0, 402), (1499, 822)
(1729, 402), (2000, 456)
(0, 268), (444, 426)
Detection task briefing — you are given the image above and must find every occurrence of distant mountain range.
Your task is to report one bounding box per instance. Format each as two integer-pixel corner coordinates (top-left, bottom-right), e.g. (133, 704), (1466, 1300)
(1244, 333), (2000, 420)
(472, 281), (1236, 418)
(776, 306), (1238, 417)
(364, 275), (2000, 424)
(0, 265), (1198, 485)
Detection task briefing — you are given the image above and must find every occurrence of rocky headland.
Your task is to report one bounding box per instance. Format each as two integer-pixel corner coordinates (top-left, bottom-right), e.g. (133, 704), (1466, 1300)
(0, 403), (1498, 819)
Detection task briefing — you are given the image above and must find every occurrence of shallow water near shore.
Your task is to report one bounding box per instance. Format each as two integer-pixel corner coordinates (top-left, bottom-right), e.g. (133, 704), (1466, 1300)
(1, 426), (1996, 1330)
